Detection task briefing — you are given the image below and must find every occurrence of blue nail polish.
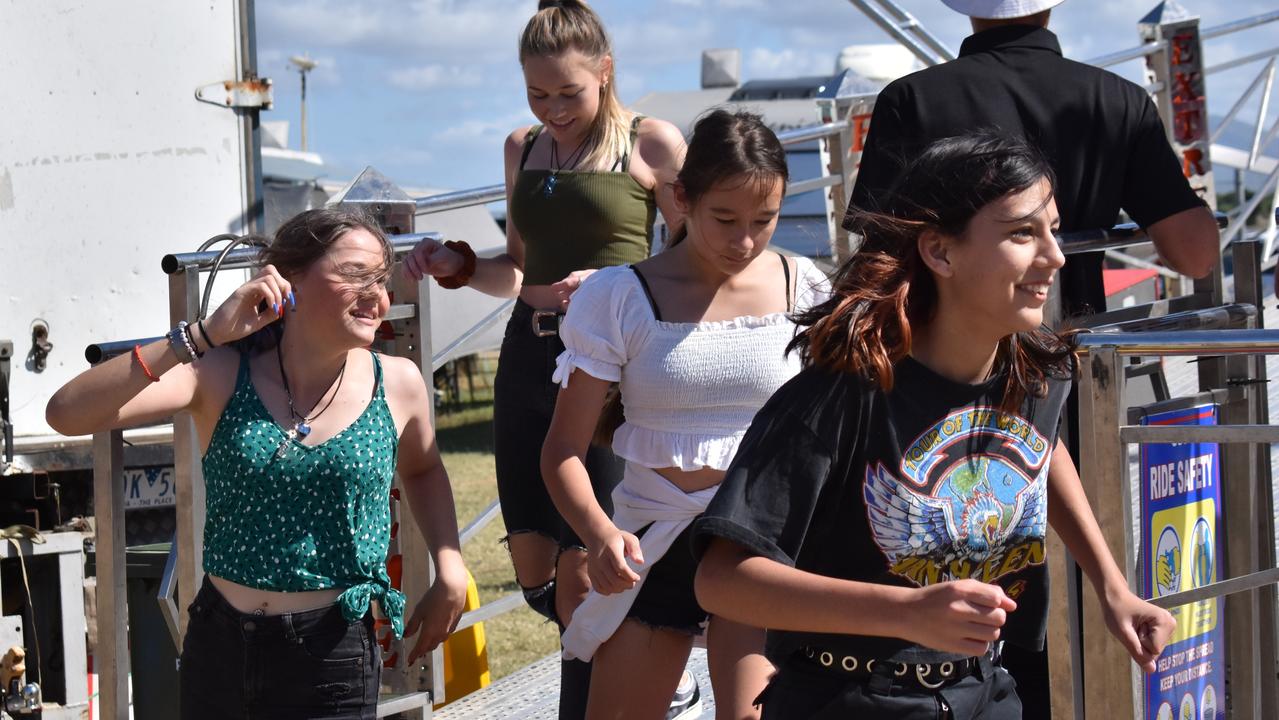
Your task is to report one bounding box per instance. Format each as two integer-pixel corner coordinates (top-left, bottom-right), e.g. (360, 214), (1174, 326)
(272, 303), (279, 313)
(288, 291), (296, 306)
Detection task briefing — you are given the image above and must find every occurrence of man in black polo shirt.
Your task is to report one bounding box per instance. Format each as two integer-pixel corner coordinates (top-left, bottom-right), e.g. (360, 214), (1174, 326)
(850, 0), (1218, 318)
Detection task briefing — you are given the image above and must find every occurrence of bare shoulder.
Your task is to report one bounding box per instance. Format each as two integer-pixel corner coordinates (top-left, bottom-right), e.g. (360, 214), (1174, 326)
(505, 124), (537, 158)
(378, 354), (430, 401)
(635, 116), (686, 163)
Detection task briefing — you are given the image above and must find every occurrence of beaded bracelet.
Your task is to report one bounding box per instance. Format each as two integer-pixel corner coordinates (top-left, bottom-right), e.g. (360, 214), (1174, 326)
(167, 321), (196, 364)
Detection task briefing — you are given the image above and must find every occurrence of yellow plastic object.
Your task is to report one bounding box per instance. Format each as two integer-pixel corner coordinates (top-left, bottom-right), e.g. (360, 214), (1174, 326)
(435, 570), (490, 707)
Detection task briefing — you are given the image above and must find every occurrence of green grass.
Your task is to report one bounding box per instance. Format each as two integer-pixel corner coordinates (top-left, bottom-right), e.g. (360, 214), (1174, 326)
(436, 402), (561, 681)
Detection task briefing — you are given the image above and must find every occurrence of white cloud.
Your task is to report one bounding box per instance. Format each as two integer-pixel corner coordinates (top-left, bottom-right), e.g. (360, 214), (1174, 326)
(257, 0), (530, 64)
(436, 111), (535, 144)
(389, 65), (484, 91)
(746, 48), (833, 78)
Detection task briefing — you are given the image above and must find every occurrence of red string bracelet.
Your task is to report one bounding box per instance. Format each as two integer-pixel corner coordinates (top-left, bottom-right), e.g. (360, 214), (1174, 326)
(133, 344), (161, 383)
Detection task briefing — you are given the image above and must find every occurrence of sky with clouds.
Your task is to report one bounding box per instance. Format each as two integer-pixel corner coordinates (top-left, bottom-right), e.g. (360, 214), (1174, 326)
(255, 0), (1278, 193)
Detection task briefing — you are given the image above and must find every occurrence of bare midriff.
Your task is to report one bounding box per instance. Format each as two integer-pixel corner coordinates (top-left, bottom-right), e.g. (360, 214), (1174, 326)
(209, 574), (344, 615)
(518, 284), (567, 310)
(654, 466), (726, 494)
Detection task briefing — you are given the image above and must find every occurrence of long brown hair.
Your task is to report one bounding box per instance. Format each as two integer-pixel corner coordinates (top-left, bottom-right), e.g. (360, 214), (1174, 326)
(236, 207), (393, 353)
(520, 0), (629, 171)
(789, 132), (1076, 410)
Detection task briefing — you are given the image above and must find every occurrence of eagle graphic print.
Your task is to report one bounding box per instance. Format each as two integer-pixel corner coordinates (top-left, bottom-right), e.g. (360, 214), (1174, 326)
(864, 406), (1052, 597)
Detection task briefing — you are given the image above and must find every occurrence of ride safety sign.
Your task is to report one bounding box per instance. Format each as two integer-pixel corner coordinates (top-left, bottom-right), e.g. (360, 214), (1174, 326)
(1140, 405), (1224, 720)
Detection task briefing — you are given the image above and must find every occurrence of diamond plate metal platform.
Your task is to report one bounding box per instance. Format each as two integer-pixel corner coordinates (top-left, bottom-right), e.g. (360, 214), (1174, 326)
(435, 647), (715, 719)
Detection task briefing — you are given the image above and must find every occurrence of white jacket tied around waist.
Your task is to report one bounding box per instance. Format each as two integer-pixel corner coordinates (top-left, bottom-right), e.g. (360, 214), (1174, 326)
(561, 464), (717, 661)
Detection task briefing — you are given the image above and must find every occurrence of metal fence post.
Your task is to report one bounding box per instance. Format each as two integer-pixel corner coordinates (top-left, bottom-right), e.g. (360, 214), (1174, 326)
(92, 429), (128, 720)
(168, 269), (206, 642)
(329, 168), (443, 703)
(1077, 346), (1143, 719)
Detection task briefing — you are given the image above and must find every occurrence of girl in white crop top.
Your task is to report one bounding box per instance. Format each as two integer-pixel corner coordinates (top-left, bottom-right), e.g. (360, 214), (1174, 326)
(541, 110), (830, 719)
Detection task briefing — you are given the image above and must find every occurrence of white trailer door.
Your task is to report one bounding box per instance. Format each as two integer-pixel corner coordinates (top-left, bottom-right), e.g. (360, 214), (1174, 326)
(0, 0), (260, 441)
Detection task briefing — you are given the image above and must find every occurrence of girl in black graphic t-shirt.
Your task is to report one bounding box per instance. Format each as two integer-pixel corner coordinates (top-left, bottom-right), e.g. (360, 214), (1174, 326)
(692, 133), (1176, 718)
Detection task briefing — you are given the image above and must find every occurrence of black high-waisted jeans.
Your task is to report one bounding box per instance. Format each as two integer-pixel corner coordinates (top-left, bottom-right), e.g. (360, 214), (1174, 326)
(493, 299), (623, 550)
(179, 577), (380, 720)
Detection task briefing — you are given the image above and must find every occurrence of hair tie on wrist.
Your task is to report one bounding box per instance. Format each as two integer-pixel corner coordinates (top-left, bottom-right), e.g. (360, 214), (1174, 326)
(434, 240), (478, 290)
(197, 319), (218, 349)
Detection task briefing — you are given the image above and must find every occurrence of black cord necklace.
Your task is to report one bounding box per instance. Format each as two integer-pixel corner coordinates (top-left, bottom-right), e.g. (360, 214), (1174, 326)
(545, 135), (590, 198)
(276, 345), (346, 440)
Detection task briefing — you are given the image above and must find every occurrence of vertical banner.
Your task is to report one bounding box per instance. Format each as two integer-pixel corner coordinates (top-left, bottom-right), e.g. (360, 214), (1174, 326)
(1140, 7), (1217, 207)
(1140, 405), (1225, 720)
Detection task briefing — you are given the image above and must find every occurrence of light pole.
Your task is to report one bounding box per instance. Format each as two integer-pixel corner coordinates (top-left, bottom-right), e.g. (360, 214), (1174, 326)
(288, 54), (317, 151)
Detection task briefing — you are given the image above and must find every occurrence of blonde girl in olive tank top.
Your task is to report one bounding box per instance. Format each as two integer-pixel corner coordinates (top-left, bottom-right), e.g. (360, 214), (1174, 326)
(404, 2), (685, 717)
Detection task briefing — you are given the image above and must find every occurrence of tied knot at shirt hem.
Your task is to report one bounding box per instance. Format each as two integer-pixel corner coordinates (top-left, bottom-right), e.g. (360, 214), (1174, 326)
(338, 582), (406, 639)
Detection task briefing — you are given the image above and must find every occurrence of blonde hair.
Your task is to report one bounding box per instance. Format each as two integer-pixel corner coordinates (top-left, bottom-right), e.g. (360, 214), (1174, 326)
(520, 0), (631, 171)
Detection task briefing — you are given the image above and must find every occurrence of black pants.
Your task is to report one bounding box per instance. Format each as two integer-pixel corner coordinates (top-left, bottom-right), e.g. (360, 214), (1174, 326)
(493, 299), (623, 549)
(759, 656), (1021, 720)
(179, 577), (380, 720)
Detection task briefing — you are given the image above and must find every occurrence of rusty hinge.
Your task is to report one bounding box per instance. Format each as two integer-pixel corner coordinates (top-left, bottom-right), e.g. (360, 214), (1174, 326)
(195, 77), (273, 109)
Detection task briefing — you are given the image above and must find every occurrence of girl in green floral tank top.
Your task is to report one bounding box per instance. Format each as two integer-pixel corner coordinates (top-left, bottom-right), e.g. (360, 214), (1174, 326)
(47, 208), (468, 719)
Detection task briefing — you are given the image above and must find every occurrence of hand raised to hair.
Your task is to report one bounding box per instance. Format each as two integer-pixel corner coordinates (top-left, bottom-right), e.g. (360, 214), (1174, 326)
(202, 265), (295, 347)
(403, 237), (465, 281)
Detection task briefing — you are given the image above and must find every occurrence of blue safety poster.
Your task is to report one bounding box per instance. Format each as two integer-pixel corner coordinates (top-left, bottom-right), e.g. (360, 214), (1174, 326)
(1140, 404), (1224, 720)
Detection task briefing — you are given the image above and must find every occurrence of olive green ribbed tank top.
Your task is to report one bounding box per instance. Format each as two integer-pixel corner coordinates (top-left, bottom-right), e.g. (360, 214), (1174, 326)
(510, 116), (656, 286)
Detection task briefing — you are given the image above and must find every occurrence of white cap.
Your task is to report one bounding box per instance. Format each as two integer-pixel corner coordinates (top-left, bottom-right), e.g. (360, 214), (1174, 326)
(940, 0), (1064, 20)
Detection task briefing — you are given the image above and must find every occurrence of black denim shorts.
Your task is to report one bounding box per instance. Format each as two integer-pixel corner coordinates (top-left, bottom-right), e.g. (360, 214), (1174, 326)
(179, 577), (380, 720)
(628, 521), (708, 635)
(493, 299), (623, 549)
(758, 653), (1020, 720)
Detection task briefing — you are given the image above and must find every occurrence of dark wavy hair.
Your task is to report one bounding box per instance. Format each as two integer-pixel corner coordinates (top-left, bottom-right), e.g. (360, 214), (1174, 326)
(789, 131), (1076, 410)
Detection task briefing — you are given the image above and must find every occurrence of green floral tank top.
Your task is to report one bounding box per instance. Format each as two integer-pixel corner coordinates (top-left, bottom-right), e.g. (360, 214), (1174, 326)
(202, 350), (405, 636)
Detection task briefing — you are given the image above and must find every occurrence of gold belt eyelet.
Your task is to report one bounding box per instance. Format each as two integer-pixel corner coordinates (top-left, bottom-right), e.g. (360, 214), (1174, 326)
(819, 651), (834, 667)
(841, 655), (857, 672)
(895, 662), (909, 676)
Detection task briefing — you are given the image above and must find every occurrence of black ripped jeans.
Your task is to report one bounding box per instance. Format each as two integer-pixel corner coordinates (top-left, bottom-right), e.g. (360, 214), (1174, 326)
(179, 576), (380, 720)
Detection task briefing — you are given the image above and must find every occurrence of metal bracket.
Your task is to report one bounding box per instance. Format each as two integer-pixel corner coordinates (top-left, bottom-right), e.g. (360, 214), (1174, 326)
(195, 78), (273, 109)
(0, 340), (10, 464)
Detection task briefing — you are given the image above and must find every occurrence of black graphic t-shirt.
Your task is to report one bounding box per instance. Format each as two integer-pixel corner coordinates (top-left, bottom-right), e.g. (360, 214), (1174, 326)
(692, 357), (1070, 663)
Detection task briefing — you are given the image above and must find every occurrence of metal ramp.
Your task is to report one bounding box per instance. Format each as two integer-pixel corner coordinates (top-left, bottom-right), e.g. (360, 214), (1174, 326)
(435, 648), (716, 719)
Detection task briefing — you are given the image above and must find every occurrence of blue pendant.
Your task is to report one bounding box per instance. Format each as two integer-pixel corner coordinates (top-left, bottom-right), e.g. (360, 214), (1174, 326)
(544, 174), (557, 198)
(296, 422), (311, 437)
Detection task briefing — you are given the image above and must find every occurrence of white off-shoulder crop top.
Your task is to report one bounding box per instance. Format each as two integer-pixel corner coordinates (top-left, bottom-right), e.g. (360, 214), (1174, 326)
(552, 256), (830, 471)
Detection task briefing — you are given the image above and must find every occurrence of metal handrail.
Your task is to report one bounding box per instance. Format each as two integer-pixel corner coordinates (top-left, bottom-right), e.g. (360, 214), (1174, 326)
(1084, 9), (1279, 67)
(1058, 212), (1228, 255)
(161, 233), (443, 274)
(1075, 328), (1279, 355)
(1088, 303), (1256, 334)
(415, 184), (505, 215)
(431, 299), (515, 372)
(1200, 9), (1279, 41)
(409, 122), (849, 217)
